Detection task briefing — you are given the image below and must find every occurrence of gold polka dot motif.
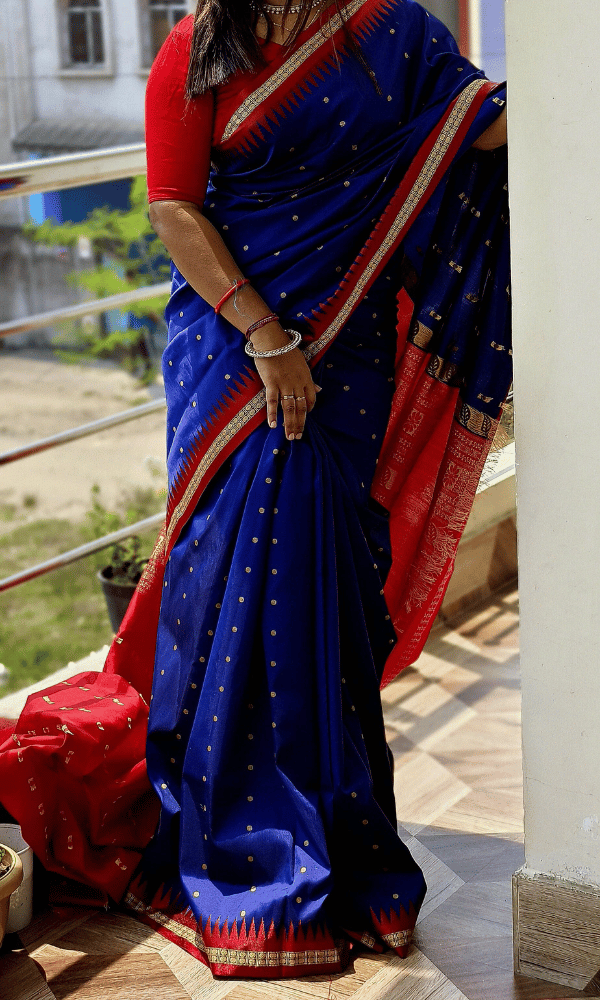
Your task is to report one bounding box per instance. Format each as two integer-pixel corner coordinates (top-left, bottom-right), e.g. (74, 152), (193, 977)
(193, 890), (200, 897)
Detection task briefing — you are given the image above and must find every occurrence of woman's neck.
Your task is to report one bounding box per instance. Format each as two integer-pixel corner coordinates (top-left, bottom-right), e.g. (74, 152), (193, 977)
(254, 3), (326, 45)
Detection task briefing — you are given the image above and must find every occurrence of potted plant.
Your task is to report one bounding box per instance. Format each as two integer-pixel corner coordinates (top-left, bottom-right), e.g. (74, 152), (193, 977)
(97, 535), (148, 633)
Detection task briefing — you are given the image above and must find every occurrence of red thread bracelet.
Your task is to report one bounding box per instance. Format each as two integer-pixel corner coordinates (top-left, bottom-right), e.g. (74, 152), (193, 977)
(214, 278), (250, 315)
(244, 313), (279, 341)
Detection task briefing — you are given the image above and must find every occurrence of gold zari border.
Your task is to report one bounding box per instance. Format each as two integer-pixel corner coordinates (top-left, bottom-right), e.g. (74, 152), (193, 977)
(303, 79), (488, 363)
(221, 0), (364, 142)
(165, 388), (266, 549)
(124, 892), (344, 968)
(382, 928), (412, 948)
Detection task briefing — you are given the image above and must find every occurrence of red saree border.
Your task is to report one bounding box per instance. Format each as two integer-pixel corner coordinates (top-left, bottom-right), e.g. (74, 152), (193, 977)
(303, 78), (496, 363)
(165, 368), (265, 557)
(122, 881), (418, 977)
(220, 0), (396, 152)
(123, 884), (352, 977)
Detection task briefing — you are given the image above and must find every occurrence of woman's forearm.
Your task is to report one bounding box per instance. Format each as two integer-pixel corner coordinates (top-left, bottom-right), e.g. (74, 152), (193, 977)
(473, 107), (507, 150)
(149, 200), (289, 349)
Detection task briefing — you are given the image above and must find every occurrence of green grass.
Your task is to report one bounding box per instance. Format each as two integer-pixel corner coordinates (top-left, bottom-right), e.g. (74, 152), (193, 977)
(0, 487), (165, 696)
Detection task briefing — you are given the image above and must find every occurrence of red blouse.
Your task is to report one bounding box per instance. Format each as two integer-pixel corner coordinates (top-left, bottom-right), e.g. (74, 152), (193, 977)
(145, 15), (286, 207)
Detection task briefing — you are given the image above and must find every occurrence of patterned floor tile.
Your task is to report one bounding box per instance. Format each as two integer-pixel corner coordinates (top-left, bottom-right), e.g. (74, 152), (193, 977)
(393, 748), (471, 833)
(385, 683), (477, 753)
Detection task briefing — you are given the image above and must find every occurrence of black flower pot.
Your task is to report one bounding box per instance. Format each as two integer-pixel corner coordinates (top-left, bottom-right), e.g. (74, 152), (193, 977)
(97, 566), (143, 633)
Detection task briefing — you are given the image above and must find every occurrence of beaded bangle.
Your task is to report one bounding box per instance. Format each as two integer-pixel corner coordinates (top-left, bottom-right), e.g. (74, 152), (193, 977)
(244, 312), (279, 341)
(214, 278), (250, 315)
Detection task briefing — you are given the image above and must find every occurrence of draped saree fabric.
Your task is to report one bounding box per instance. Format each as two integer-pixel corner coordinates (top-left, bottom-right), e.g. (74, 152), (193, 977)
(0, 0), (512, 980)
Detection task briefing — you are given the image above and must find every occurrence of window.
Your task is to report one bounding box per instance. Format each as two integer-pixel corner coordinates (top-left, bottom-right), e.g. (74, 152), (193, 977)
(64, 0), (105, 66)
(143, 0), (188, 66)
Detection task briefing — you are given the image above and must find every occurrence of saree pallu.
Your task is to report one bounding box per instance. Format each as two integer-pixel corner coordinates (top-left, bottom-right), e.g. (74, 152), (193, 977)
(0, 0), (512, 980)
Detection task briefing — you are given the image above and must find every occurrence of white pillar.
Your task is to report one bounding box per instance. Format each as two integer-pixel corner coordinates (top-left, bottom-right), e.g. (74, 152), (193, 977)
(467, 0), (481, 68)
(506, 0), (600, 986)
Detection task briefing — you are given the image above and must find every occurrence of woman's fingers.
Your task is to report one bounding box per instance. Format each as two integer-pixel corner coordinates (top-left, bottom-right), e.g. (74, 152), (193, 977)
(294, 394), (308, 439)
(281, 392), (298, 440)
(266, 386), (279, 429)
(255, 349), (321, 436)
(304, 383), (317, 412)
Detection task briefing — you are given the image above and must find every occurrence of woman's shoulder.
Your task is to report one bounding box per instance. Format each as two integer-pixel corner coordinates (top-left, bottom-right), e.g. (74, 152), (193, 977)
(151, 13), (195, 74)
(170, 12), (195, 39)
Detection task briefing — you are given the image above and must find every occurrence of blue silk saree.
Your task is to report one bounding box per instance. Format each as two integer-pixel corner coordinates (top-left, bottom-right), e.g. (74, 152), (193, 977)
(0, 0), (512, 981)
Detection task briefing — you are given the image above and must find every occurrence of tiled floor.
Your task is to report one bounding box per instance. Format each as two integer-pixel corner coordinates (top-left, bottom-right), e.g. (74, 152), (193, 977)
(2, 585), (595, 999)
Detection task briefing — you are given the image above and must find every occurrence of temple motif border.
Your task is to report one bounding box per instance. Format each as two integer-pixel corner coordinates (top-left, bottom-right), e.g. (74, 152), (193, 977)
(220, 0), (392, 145)
(124, 890), (350, 975)
(123, 888), (417, 977)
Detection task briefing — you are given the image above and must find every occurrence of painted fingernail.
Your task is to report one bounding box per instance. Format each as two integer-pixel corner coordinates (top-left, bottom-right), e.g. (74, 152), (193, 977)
(270, 420), (277, 428)
(314, 385), (322, 392)
(288, 433), (294, 440)
(295, 434), (302, 440)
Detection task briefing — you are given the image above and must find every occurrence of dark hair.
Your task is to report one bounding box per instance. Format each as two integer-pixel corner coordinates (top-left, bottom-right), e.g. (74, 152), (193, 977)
(185, 0), (380, 97)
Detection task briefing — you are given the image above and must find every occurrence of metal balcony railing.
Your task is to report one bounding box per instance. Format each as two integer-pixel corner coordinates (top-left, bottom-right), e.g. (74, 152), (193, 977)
(0, 144), (167, 593)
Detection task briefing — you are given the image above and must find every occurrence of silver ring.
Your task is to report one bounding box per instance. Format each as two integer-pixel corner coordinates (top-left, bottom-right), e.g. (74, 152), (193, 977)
(281, 394), (295, 399)
(295, 395), (306, 400)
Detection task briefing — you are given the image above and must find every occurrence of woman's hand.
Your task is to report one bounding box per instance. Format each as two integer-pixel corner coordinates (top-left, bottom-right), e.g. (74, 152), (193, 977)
(250, 323), (320, 440)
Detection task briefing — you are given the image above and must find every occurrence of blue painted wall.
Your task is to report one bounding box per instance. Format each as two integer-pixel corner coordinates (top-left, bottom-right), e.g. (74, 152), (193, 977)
(27, 151), (132, 226)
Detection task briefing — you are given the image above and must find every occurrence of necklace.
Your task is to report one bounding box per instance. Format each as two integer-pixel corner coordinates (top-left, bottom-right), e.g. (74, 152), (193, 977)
(253, 0), (322, 14)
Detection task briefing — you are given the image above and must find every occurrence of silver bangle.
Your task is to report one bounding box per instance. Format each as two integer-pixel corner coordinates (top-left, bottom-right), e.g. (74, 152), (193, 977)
(244, 328), (302, 358)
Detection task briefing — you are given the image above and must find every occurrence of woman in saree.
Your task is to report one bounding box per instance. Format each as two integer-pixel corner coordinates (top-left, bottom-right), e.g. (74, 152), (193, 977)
(0, 0), (511, 981)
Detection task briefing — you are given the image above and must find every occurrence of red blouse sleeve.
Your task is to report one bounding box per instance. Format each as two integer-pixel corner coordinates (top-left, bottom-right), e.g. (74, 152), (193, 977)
(145, 15), (214, 207)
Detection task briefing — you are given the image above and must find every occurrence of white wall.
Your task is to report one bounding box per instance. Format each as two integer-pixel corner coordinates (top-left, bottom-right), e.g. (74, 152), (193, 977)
(506, 1), (600, 885)
(0, 0), (34, 225)
(27, 0), (147, 124)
